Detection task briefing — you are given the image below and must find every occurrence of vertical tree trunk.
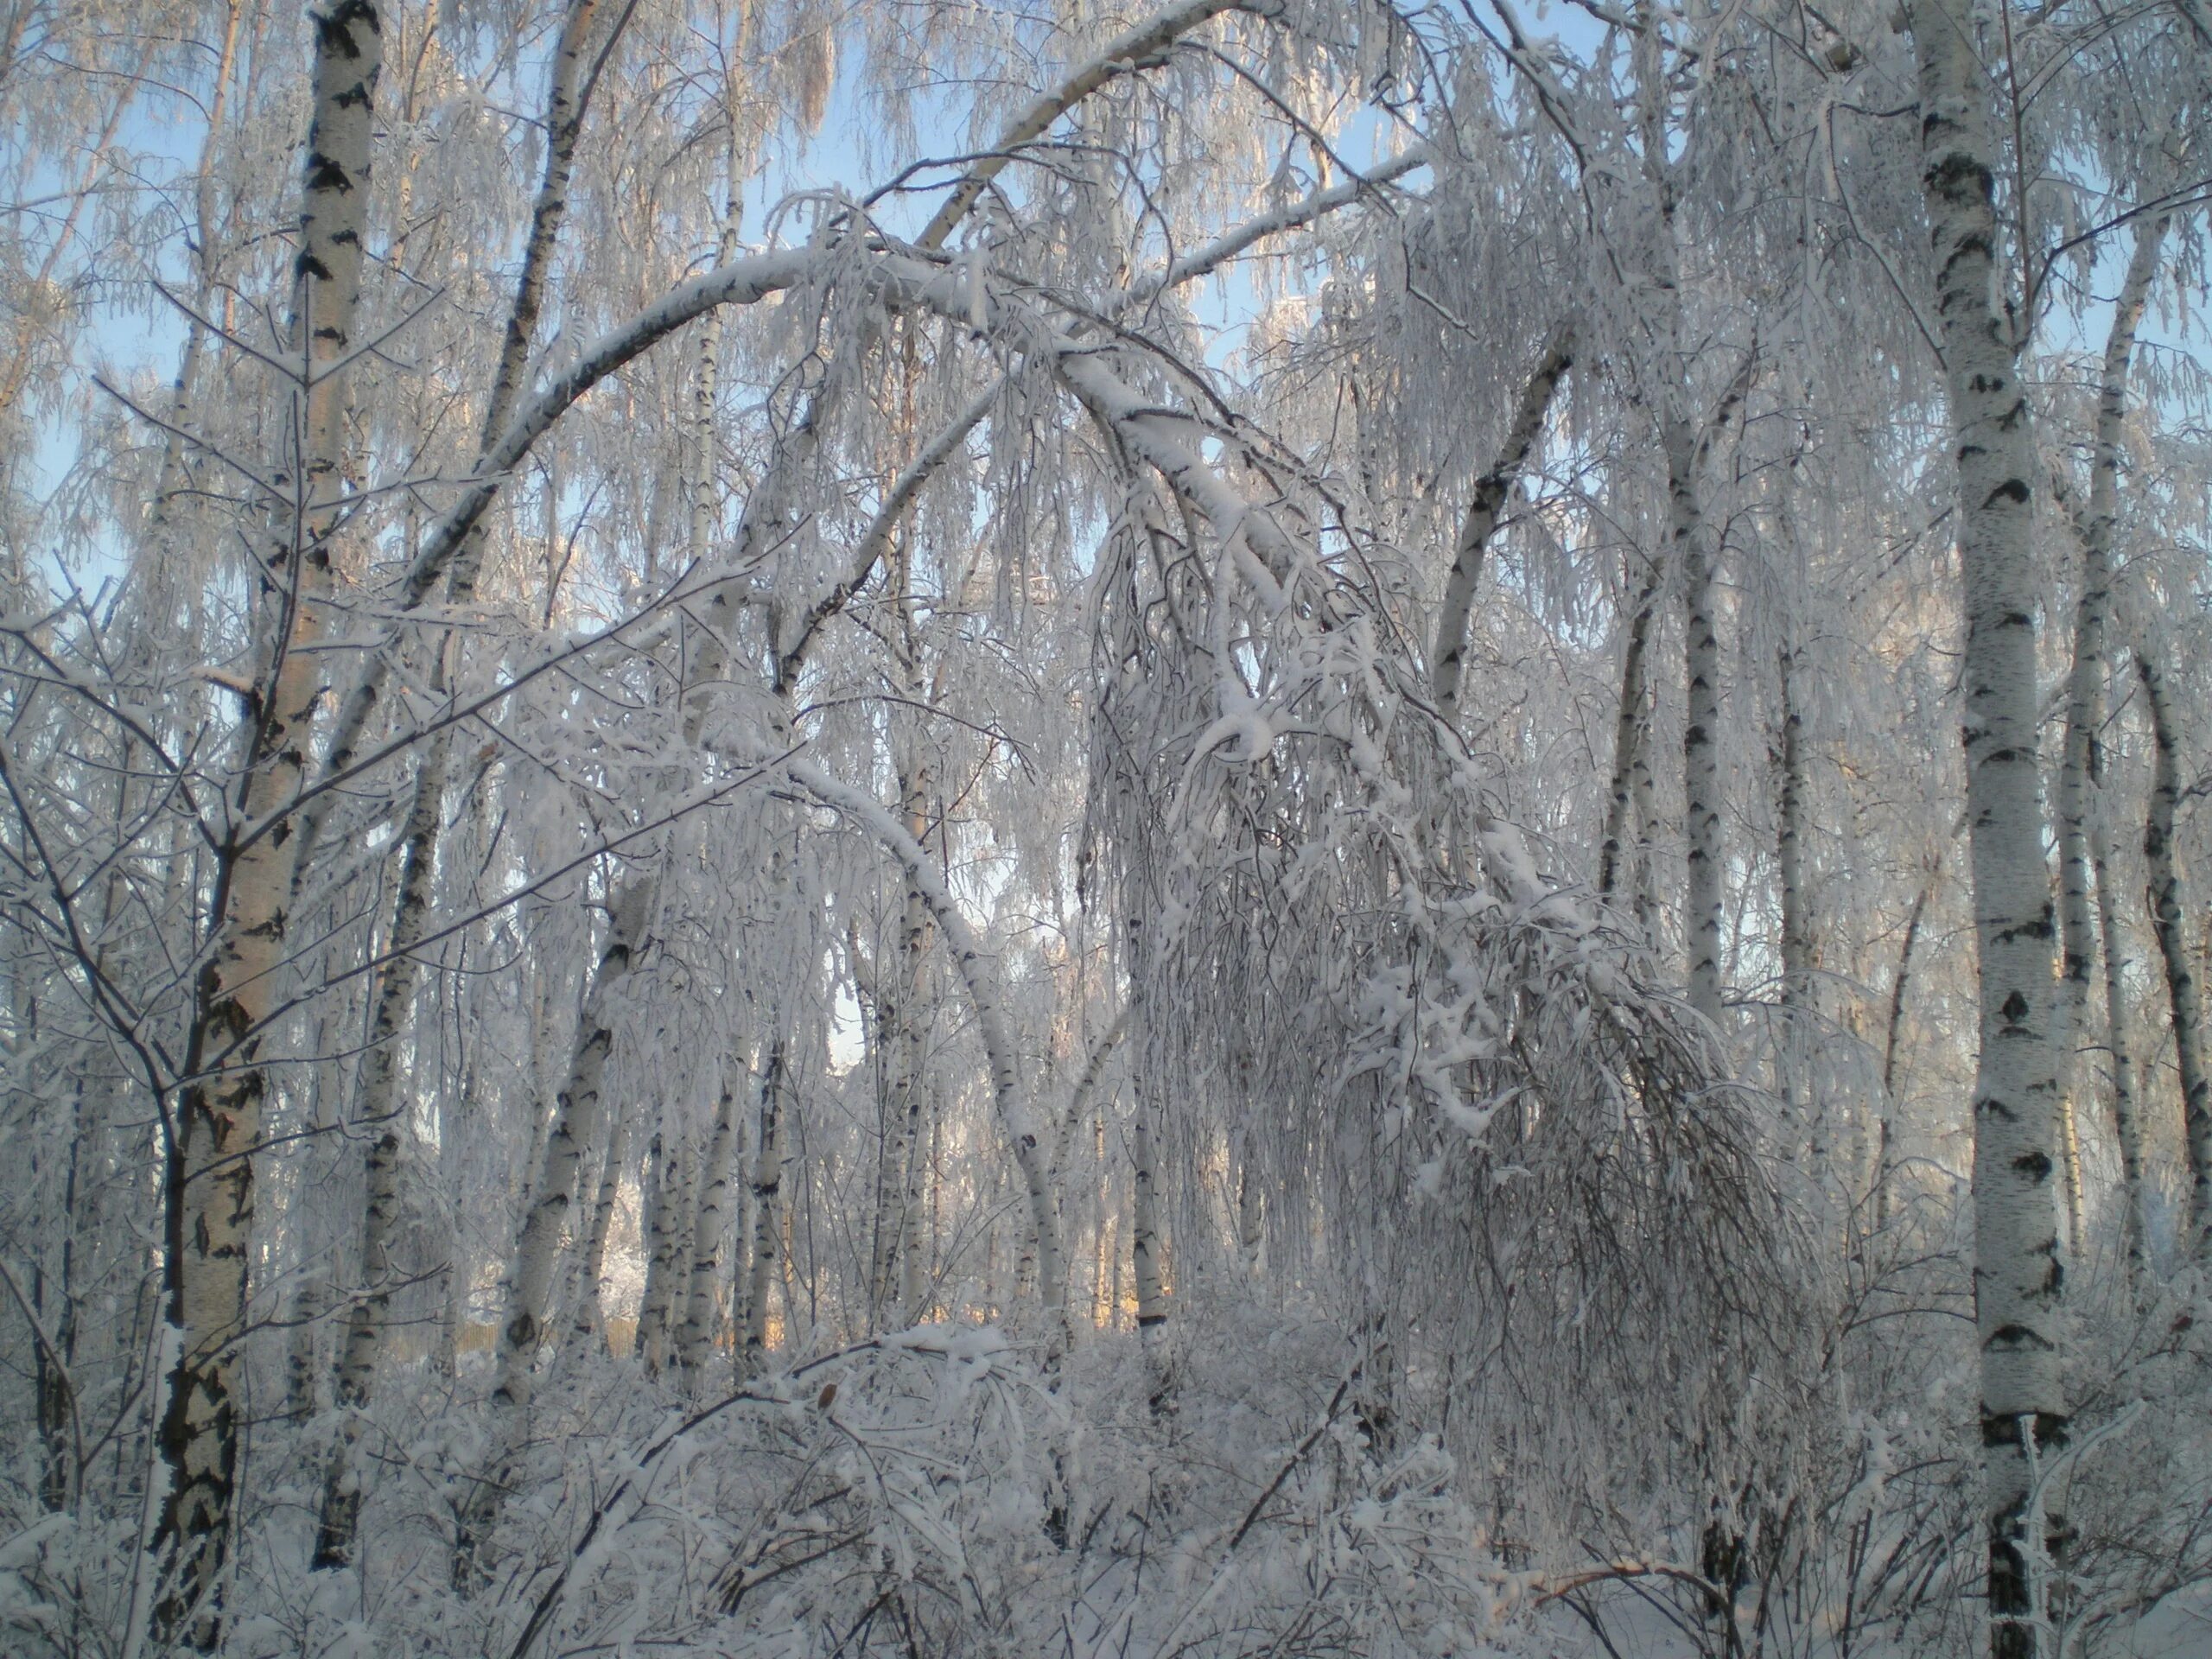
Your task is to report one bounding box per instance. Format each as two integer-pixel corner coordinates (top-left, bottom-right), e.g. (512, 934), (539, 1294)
(309, 0), (617, 1573)
(2136, 642), (2212, 1255)
(1431, 326), (1573, 728)
(1874, 880), (1932, 1232)
(571, 1089), (630, 1348)
(1908, 2), (2068, 1647)
(1129, 1073), (1171, 1410)
(2093, 798), (2145, 1283)
(1777, 640), (1815, 1160)
(1599, 552), (1664, 904)
(155, 7), (381, 1643)
(453, 876), (652, 1592)
(1669, 359), (1753, 1029)
(678, 1065), (744, 1387)
(287, 0), (611, 880)
(637, 1125), (691, 1375)
(738, 1041), (789, 1379)
(2054, 215), (2168, 1266)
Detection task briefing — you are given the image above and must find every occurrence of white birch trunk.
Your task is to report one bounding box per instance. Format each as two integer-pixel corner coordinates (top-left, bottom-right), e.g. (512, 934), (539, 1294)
(785, 759), (1068, 1344)
(1129, 1074), (1171, 1409)
(636, 1128), (690, 1376)
(453, 876), (652, 1591)
(1908, 2), (2068, 1644)
(678, 1065), (744, 1387)
(2055, 216), (2166, 1262)
(2136, 643), (2212, 1256)
(2092, 800), (2145, 1284)
(738, 1042), (789, 1379)
(571, 1088), (630, 1348)
(1599, 552), (1663, 905)
(155, 7), (380, 1642)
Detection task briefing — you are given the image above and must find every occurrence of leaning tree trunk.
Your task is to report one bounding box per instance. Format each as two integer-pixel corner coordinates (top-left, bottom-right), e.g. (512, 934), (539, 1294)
(154, 6), (380, 1644)
(453, 876), (652, 1592)
(2136, 641), (2212, 1256)
(1908, 1), (2068, 1649)
(1431, 325), (1573, 728)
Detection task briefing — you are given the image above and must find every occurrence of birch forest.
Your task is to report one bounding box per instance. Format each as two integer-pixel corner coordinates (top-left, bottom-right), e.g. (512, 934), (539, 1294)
(3, 0), (2210, 1654)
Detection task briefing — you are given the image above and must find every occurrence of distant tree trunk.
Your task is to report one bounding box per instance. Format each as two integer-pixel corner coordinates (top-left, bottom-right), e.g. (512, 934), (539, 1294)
(1908, 1), (2068, 1649)
(571, 1089), (630, 1347)
(2055, 214), (2167, 1265)
(1431, 325), (1573, 728)
(1873, 879), (1932, 1232)
(2136, 642), (2212, 1256)
(679, 1065), (744, 1387)
(738, 1041), (790, 1379)
(1129, 1071), (1170, 1409)
(636, 1127), (690, 1376)
(453, 877), (652, 1592)
(155, 7), (381, 1643)
(1599, 551), (1664, 904)
(312, 743), (440, 1569)
(1777, 640), (1815, 1159)
(2093, 793), (2145, 1284)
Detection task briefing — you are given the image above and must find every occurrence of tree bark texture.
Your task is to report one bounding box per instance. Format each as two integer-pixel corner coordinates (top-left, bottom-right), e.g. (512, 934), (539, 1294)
(156, 5), (381, 1643)
(1908, 1), (2068, 1647)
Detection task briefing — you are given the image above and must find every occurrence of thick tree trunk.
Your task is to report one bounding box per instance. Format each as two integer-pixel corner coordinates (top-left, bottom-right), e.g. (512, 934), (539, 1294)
(1431, 326), (1573, 728)
(1908, 2), (2068, 1648)
(453, 877), (652, 1591)
(1669, 359), (1753, 1029)
(2136, 643), (2212, 1255)
(309, 0), (620, 1573)
(154, 8), (381, 1643)
(289, 0), (611, 879)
